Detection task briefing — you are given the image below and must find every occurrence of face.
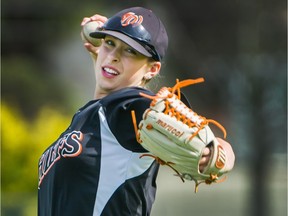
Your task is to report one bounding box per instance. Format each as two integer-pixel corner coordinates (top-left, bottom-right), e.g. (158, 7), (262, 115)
(93, 35), (160, 98)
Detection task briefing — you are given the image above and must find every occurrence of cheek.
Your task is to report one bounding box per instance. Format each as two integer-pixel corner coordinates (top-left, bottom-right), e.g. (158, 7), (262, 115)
(94, 51), (106, 71)
(124, 68), (146, 83)
(94, 61), (102, 76)
(124, 61), (149, 77)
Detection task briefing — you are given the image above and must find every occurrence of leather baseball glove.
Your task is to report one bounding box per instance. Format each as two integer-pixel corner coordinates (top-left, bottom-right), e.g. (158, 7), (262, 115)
(131, 78), (232, 192)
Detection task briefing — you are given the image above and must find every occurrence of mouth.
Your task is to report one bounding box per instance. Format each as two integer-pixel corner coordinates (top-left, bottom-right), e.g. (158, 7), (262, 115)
(102, 66), (120, 78)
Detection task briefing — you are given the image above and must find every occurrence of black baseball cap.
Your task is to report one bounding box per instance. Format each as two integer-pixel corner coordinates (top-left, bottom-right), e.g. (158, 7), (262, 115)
(90, 7), (168, 61)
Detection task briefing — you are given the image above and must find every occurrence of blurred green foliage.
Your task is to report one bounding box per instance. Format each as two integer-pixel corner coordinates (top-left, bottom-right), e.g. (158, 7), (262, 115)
(1, 102), (71, 215)
(1, 56), (71, 119)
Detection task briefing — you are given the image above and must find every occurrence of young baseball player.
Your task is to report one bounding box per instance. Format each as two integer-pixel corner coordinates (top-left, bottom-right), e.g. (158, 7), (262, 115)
(38, 7), (235, 216)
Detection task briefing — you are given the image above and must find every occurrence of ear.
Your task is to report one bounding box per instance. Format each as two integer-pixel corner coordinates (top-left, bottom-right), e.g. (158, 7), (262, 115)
(144, 62), (161, 79)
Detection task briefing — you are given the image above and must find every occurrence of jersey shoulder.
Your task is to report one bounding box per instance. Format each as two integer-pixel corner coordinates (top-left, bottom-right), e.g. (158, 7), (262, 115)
(99, 87), (154, 107)
(99, 87), (154, 152)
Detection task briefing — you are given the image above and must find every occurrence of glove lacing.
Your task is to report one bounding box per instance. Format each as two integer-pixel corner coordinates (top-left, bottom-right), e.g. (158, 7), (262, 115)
(139, 78), (226, 139)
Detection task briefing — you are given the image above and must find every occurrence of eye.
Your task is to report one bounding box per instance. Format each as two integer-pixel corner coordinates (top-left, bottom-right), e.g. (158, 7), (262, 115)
(125, 47), (137, 55)
(104, 39), (115, 46)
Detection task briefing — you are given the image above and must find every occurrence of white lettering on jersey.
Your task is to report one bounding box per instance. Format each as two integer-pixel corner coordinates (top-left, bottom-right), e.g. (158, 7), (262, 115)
(38, 131), (83, 187)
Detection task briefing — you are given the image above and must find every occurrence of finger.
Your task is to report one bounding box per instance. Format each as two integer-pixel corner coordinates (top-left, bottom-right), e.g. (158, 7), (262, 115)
(202, 147), (211, 156)
(81, 15), (107, 26)
(81, 17), (91, 26)
(199, 156), (210, 173)
(199, 165), (205, 173)
(199, 162), (208, 172)
(90, 14), (108, 23)
(199, 155), (209, 165)
(84, 42), (97, 52)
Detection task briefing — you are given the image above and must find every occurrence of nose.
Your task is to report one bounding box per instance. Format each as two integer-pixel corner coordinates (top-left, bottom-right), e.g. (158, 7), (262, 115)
(107, 48), (120, 63)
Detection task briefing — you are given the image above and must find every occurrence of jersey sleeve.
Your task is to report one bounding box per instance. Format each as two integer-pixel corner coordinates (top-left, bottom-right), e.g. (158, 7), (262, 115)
(101, 87), (153, 152)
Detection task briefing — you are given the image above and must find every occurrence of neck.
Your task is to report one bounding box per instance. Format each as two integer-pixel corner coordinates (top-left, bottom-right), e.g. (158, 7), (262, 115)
(94, 90), (107, 100)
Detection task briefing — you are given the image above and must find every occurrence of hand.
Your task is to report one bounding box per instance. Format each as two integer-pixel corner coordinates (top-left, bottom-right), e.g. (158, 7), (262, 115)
(199, 147), (211, 173)
(80, 14), (108, 56)
(199, 138), (235, 173)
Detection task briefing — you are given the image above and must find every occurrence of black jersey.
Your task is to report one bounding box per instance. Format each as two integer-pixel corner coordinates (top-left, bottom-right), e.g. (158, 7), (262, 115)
(38, 87), (159, 216)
